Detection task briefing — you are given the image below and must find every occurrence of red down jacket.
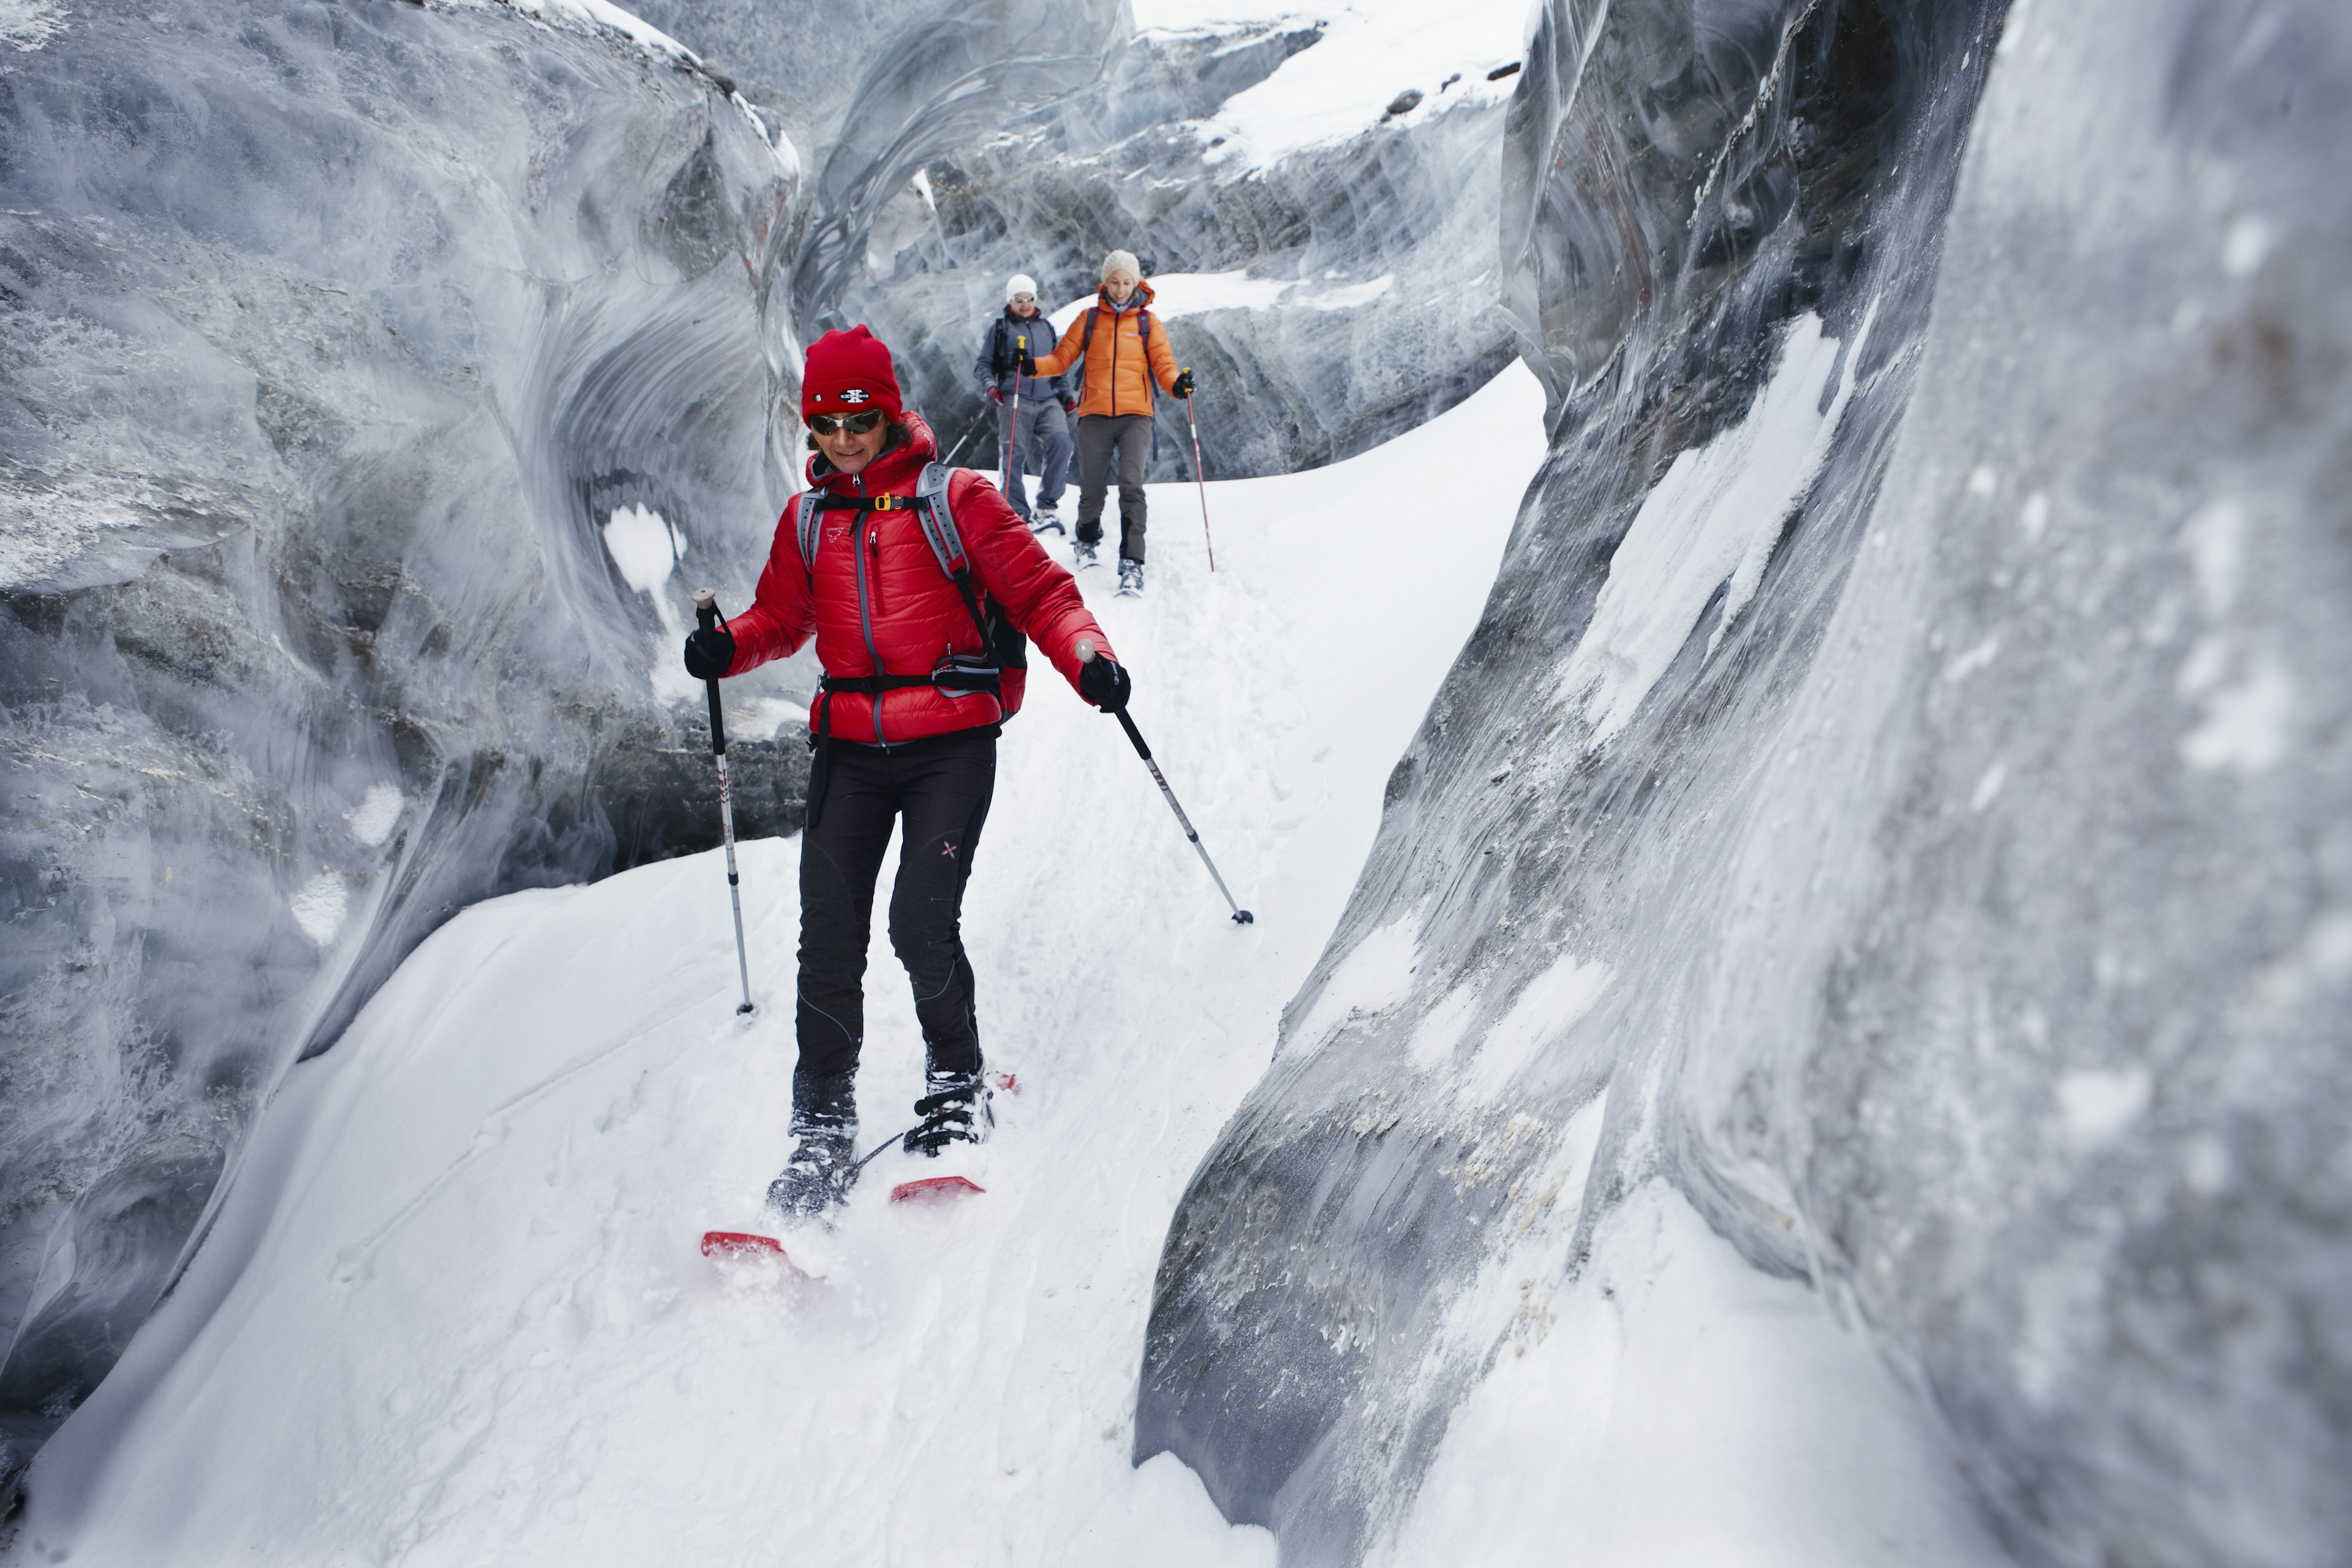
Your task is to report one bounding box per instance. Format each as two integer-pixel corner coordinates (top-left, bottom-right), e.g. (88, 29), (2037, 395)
(723, 413), (1114, 745)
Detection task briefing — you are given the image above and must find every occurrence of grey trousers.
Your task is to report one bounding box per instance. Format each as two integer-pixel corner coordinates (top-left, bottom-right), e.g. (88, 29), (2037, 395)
(1074, 413), (1152, 564)
(996, 396), (1070, 519)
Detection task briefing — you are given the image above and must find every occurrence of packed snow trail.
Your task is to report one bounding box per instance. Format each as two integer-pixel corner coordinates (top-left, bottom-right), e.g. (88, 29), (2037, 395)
(21, 370), (1539, 1564)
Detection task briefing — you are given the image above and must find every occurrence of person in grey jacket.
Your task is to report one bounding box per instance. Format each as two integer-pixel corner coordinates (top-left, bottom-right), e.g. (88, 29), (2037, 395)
(973, 273), (1074, 532)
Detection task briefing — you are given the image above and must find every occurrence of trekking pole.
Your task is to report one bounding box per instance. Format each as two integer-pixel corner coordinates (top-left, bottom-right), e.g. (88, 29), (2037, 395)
(941, 404), (991, 467)
(1183, 380), (1216, 573)
(1077, 639), (1253, 925)
(1001, 333), (1027, 500)
(692, 588), (756, 1014)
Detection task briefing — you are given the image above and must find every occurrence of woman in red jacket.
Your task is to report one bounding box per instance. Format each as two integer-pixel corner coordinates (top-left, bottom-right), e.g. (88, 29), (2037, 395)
(684, 325), (1131, 1218)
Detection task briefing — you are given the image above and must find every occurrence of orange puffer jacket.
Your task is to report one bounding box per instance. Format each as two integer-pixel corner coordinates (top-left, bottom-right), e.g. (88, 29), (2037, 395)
(1031, 281), (1180, 420)
(723, 414), (1112, 745)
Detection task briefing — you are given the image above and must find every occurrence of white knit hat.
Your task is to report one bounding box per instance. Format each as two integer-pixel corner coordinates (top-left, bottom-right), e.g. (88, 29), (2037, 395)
(1099, 249), (1140, 283)
(1005, 273), (1038, 303)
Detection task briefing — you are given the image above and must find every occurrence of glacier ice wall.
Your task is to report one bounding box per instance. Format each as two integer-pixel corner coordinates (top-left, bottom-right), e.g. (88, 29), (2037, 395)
(634, 0), (1525, 480)
(0, 0), (805, 1487)
(1139, 0), (2352, 1564)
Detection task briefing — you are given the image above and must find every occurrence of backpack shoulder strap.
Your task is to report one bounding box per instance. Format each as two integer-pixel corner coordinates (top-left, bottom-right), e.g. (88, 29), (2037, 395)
(915, 464), (995, 652)
(795, 490), (824, 583)
(913, 463), (965, 573)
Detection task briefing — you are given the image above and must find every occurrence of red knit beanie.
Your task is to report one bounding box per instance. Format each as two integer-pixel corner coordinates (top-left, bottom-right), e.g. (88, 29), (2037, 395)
(801, 325), (904, 423)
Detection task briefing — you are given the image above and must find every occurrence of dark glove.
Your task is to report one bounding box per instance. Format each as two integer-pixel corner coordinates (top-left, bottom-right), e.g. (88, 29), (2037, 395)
(1015, 348), (1037, 376)
(683, 623), (735, 680)
(1060, 394), (1078, 414)
(1078, 655), (1131, 713)
(984, 386), (1004, 407)
(1170, 368), (1195, 398)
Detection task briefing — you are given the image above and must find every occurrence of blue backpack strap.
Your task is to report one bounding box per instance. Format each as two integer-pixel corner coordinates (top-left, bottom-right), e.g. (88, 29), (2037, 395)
(914, 463), (994, 654)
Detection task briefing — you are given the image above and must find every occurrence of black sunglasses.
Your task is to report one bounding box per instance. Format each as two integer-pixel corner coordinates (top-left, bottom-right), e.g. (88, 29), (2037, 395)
(810, 409), (885, 436)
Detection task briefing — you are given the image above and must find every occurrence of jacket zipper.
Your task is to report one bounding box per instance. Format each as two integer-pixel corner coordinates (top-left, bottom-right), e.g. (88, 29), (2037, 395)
(850, 481), (889, 746)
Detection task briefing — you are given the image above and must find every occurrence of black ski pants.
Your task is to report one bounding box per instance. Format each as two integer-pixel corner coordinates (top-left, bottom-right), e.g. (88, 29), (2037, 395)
(794, 727), (995, 1120)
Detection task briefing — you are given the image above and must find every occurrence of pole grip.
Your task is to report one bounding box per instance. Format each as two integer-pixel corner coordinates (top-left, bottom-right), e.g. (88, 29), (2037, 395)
(693, 588), (728, 755)
(1115, 708), (1151, 761)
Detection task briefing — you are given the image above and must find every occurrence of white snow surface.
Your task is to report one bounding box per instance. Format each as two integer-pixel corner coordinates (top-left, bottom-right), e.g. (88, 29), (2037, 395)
(1132, 0), (1528, 166)
(1045, 271), (1406, 341)
(1557, 307), (1872, 749)
(26, 368), (1534, 1564)
(26, 360), (2000, 1565)
(0, 0), (62, 51)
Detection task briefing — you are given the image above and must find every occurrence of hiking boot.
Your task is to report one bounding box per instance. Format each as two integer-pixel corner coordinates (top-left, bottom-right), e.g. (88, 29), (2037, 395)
(1072, 538), (1100, 570)
(767, 1068), (856, 1219)
(766, 1125), (855, 1219)
(1116, 558), (1145, 597)
(902, 1069), (993, 1157)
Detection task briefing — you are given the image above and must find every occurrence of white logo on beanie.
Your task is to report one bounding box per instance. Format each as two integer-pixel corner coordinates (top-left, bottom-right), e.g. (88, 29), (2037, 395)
(840, 388), (870, 404)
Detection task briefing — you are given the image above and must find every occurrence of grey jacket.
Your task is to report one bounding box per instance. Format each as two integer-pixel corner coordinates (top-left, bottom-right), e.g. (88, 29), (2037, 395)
(974, 309), (1071, 403)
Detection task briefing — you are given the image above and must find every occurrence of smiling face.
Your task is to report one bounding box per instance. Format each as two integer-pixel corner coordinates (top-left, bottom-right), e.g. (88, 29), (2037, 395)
(817, 412), (889, 475)
(1008, 292), (1038, 318)
(1102, 270), (1139, 306)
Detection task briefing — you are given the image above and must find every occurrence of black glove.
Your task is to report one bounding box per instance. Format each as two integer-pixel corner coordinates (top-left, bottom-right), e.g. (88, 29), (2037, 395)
(1060, 394), (1078, 414)
(1015, 348), (1037, 376)
(1170, 368), (1195, 398)
(683, 622), (735, 680)
(1078, 655), (1131, 713)
(984, 385), (1004, 407)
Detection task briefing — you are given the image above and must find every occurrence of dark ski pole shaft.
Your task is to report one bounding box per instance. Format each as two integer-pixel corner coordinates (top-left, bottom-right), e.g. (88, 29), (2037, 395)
(1183, 383), (1216, 573)
(1001, 332), (1027, 500)
(1077, 639), (1253, 925)
(693, 588), (756, 1014)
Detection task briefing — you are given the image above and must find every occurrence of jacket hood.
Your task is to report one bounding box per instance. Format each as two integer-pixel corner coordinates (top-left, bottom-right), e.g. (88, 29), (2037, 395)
(806, 411), (940, 492)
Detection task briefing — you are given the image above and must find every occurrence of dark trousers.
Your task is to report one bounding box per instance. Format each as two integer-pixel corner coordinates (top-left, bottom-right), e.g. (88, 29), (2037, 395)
(1074, 412), (1152, 564)
(794, 728), (995, 1121)
(998, 396), (1071, 519)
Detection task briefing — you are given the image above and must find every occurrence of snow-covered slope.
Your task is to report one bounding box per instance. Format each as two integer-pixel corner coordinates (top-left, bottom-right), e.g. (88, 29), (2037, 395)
(18, 368), (1545, 1563)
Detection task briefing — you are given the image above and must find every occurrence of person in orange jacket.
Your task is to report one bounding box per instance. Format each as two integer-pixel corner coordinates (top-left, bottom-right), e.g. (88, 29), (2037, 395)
(1023, 249), (1194, 596)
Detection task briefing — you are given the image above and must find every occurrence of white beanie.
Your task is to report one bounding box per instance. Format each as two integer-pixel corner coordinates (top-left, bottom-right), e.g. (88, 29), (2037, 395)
(1100, 249), (1140, 283)
(1005, 273), (1038, 303)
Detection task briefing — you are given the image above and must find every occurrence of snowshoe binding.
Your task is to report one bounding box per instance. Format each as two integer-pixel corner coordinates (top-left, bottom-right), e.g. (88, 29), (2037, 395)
(1115, 558), (1145, 598)
(1072, 538), (1100, 570)
(901, 1070), (994, 1158)
(1030, 503), (1066, 536)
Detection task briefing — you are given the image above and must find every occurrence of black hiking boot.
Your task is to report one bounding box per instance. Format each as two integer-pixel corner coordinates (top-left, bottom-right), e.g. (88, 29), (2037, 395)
(767, 1068), (858, 1221)
(901, 1069), (993, 1158)
(766, 1126), (854, 1219)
